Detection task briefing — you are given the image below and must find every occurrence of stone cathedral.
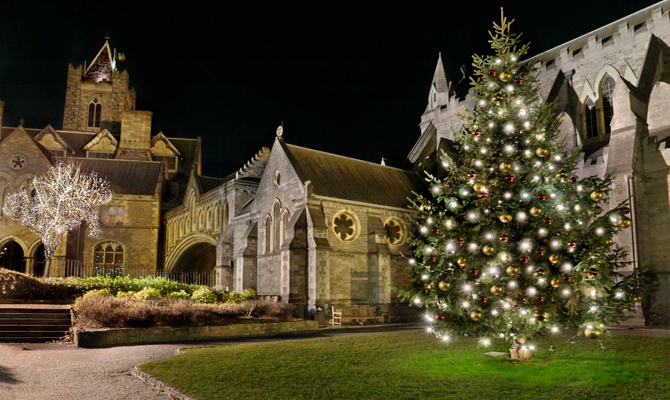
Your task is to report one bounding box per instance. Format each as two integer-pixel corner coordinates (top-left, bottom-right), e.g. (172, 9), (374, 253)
(2, 2), (670, 325)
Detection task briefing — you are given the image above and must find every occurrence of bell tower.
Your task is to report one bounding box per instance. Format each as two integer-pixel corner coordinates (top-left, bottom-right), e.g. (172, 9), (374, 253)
(62, 39), (136, 134)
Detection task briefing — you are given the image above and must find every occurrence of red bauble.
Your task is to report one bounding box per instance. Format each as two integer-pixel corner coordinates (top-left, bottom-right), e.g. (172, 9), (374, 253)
(473, 130), (482, 137)
(621, 207), (631, 215)
(568, 177), (577, 183)
(499, 235), (509, 242)
(470, 268), (480, 276)
(432, 227), (441, 234)
(537, 294), (545, 302)
(478, 194), (489, 200)
(490, 69), (497, 76)
(443, 182), (452, 188)
(536, 248), (546, 256)
(587, 268), (598, 277)
(458, 238), (465, 246)
(545, 218), (553, 225)
(504, 175), (515, 183)
(516, 78), (523, 85)
(567, 241), (577, 248)
(564, 274), (573, 283)
(538, 193), (547, 202)
(429, 255), (437, 263)
(480, 296), (488, 303)
(468, 172), (478, 179)
(520, 256), (530, 264)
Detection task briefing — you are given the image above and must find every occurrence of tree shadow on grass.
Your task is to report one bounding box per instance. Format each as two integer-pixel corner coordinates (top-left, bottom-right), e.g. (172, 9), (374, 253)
(0, 365), (19, 384)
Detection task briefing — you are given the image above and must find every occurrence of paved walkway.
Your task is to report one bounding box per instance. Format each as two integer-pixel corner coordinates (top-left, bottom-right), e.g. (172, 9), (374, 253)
(0, 325), (668, 400)
(0, 326), (419, 400)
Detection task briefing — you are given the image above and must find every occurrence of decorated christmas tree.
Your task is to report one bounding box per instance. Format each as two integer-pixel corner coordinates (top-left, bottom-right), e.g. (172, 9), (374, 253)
(405, 11), (648, 349)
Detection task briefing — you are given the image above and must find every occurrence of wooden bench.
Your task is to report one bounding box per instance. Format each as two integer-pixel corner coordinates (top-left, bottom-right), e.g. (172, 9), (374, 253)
(331, 306), (380, 326)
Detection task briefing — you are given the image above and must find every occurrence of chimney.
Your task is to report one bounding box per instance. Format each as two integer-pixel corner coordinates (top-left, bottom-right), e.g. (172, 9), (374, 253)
(116, 110), (153, 161)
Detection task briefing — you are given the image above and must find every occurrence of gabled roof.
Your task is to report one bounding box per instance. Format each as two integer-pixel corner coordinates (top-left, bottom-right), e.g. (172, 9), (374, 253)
(82, 128), (118, 151)
(279, 140), (425, 209)
(0, 125), (55, 164)
(83, 40), (115, 83)
(150, 132), (181, 156)
(76, 159), (162, 196)
(431, 53), (451, 95)
(34, 125), (73, 153)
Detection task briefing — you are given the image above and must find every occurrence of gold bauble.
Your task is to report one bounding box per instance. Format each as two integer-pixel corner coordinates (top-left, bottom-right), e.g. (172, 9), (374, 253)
(533, 268), (546, 278)
(499, 71), (512, 82)
(506, 265), (520, 276)
(425, 282), (434, 290)
(606, 238), (614, 245)
(499, 213), (513, 223)
(549, 254), (560, 265)
(584, 327), (603, 339)
(438, 281), (451, 291)
(490, 285), (504, 296)
(473, 183), (486, 193)
(533, 310), (548, 321)
(482, 245), (496, 256)
(556, 170), (569, 181)
(618, 217), (632, 229)
(470, 310), (483, 321)
(536, 147), (549, 158)
(491, 95), (503, 105)
(457, 257), (467, 268)
(590, 191), (604, 202)
(633, 295), (643, 302)
(530, 206), (543, 217)
(499, 162), (512, 173)
(550, 278), (561, 288)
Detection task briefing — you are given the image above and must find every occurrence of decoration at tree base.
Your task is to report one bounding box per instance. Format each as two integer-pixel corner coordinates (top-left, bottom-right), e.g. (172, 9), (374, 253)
(399, 10), (651, 352)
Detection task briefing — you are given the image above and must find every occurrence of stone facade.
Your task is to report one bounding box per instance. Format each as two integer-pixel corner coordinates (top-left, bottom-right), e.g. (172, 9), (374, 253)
(409, 1), (670, 323)
(0, 40), (199, 275)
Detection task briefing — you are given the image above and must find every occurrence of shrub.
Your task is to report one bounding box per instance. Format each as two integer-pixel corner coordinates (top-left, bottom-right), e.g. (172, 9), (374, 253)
(225, 291), (243, 304)
(134, 287), (162, 300)
(191, 287), (217, 304)
(115, 291), (136, 298)
(167, 290), (190, 300)
(241, 288), (258, 301)
(73, 297), (295, 328)
(72, 288), (112, 312)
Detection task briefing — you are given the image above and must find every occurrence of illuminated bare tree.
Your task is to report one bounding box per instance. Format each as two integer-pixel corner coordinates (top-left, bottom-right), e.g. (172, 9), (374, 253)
(3, 160), (113, 277)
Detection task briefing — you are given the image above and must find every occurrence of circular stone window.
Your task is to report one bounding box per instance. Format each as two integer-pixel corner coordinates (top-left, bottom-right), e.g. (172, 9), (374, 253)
(8, 154), (27, 170)
(384, 217), (406, 245)
(333, 210), (359, 242)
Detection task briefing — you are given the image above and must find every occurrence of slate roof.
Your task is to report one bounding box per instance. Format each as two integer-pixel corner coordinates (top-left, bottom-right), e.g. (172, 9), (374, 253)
(280, 141), (425, 209)
(77, 159), (162, 196)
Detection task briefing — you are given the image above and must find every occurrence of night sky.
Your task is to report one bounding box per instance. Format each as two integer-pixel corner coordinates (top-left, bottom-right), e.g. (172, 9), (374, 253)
(0, 1), (660, 176)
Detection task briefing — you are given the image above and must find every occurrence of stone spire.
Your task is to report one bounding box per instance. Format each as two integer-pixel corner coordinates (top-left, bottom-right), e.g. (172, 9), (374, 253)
(83, 39), (115, 83)
(427, 53), (453, 110)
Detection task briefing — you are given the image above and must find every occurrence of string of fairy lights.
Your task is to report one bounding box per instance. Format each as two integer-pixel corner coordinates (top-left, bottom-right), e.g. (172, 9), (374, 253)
(404, 14), (641, 350)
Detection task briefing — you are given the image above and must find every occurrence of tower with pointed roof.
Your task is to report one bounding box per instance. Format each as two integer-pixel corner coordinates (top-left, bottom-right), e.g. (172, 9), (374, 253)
(62, 39), (136, 134)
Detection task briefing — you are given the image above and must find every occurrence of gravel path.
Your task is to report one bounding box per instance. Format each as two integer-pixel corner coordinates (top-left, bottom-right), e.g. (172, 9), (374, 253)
(0, 326), (420, 400)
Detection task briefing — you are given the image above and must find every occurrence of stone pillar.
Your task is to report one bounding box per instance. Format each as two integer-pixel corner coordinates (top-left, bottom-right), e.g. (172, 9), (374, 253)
(116, 110), (153, 161)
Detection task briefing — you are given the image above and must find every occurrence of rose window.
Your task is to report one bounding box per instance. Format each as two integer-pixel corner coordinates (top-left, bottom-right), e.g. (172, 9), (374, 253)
(384, 218), (406, 245)
(333, 211), (358, 241)
(9, 154), (26, 170)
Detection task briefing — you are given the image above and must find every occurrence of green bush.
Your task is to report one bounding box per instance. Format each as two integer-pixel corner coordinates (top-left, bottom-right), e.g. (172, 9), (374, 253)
(241, 288), (258, 301)
(225, 291), (244, 304)
(191, 287), (218, 304)
(116, 291), (136, 298)
(167, 290), (190, 300)
(73, 288), (112, 312)
(134, 287), (162, 300)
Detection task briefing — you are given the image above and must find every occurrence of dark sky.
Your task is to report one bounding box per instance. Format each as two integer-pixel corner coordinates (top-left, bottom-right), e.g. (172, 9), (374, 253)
(0, 0), (660, 176)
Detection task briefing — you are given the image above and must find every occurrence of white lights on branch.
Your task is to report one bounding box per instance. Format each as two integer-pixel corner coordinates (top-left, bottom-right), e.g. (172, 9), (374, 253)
(503, 123), (515, 133)
(526, 287), (538, 296)
(420, 226), (429, 234)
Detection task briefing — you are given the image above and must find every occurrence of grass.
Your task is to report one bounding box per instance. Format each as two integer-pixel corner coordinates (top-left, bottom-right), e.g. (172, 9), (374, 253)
(140, 331), (670, 400)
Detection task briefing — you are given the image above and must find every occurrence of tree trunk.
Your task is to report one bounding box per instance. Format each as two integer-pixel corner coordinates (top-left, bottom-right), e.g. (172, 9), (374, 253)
(43, 258), (50, 278)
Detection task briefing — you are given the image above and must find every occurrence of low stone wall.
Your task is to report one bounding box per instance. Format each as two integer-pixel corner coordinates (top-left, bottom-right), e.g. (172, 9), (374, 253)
(75, 320), (318, 348)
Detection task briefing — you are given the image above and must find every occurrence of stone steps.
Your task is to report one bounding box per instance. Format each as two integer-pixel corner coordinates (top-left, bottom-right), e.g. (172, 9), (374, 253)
(0, 305), (72, 343)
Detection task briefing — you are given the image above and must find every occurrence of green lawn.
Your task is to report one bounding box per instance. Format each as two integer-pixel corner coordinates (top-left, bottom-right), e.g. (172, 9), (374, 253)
(140, 331), (670, 399)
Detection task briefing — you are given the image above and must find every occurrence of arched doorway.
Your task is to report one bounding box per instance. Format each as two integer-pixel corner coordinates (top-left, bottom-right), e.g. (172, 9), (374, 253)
(33, 244), (45, 277)
(0, 241), (25, 273)
(170, 242), (217, 285)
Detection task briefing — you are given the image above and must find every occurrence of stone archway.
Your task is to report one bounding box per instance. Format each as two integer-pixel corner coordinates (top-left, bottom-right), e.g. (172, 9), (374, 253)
(172, 242), (217, 273)
(0, 240), (25, 273)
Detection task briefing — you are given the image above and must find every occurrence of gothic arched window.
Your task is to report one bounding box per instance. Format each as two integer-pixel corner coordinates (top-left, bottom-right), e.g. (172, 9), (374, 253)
(272, 201), (282, 250)
(584, 98), (598, 139)
(88, 99), (102, 128)
(279, 210), (290, 249)
(601, 76), (615, 134)
(264, 215), (273, 254)
(94, 241), (124, 267)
